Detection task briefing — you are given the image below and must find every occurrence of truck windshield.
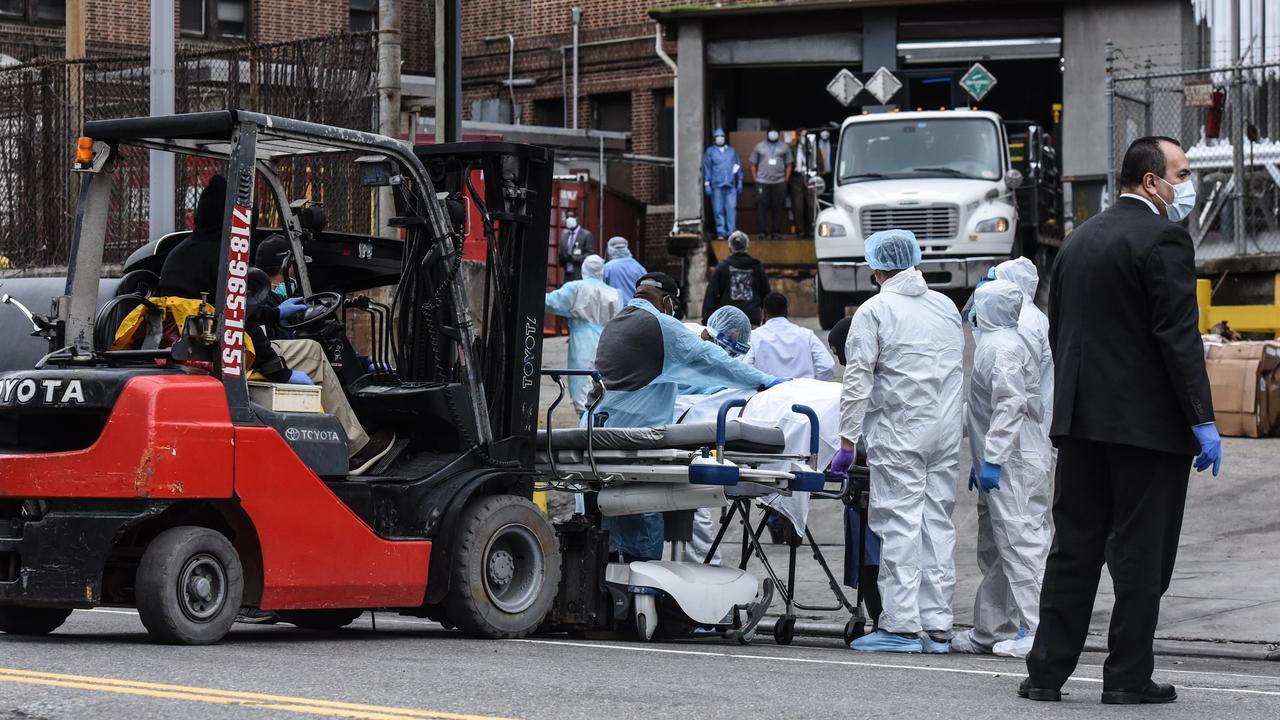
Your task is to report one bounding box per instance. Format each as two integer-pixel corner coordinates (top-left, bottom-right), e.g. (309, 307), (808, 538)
(837, 118), (1001, 183)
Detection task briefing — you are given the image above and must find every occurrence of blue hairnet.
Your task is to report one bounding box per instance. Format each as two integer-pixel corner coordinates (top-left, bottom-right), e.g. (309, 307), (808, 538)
(864, 229), (922, 271)
(705, 306), (752, 356)
(713, 127), (726, 138)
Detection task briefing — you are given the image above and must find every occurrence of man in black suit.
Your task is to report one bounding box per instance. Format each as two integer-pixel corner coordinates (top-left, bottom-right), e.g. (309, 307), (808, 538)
(558, 210), (594, 283)
(1020, 137), (1222, 705)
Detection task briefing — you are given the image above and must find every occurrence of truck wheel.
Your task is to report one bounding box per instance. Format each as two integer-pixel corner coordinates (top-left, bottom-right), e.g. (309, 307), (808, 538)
(443, 494), (561, 639)
(277, 609), (364, 630)
(816, 277), (846, 330)
(0, 606), (72, 635)
(136, 526), (244, 646)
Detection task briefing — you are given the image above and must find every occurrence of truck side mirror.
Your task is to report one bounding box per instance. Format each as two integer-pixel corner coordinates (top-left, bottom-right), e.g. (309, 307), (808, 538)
(1004, 169), (1024, 189)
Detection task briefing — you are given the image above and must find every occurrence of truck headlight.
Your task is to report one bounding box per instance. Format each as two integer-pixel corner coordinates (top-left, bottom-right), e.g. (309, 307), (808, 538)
(975, 217), (1010, 234)
(818, 222), (846, 238)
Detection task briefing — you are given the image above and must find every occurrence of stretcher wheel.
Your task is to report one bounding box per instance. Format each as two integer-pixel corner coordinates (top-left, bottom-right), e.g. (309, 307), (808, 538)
(773, 616), (796, 646)
(633, 593), (657, 641)
(844, 617), (865, 645)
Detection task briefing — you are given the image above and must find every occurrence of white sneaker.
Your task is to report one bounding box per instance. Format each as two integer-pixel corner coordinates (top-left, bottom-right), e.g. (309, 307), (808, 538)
(949, 629), (992, 654)
(993, 634), (1035, 658)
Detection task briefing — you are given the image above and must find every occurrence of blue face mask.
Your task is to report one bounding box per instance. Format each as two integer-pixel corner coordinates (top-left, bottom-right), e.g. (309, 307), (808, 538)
(1156, 176), (1197, 222)
(273, 283), (290, 300)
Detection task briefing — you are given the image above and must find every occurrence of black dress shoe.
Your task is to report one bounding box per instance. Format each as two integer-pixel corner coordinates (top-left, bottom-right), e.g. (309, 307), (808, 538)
(1017, 677), (1062, 702)
(1101, 682), (1177, 704)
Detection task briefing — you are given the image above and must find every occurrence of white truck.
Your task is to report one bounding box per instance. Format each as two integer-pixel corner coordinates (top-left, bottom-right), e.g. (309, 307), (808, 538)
(813, 109), (1032, 329)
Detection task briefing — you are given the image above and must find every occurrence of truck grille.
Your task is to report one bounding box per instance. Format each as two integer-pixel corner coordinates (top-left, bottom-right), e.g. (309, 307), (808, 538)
(861, 206), (959, 241)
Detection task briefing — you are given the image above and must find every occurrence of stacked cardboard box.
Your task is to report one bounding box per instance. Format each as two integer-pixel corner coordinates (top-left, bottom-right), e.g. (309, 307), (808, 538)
(1205, 341), (1280, 437)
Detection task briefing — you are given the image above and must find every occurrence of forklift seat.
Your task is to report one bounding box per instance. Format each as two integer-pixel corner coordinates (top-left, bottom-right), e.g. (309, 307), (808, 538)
(536, 419), (786, 455)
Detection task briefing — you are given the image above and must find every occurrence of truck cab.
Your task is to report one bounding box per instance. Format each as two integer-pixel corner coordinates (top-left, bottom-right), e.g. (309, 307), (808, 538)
(813, 110), (1023, 328)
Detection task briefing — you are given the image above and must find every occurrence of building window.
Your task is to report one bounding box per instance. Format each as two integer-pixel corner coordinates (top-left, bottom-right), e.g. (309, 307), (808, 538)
(350, 0), (376, 32)
(181, 0), (251, 41)
(534, 98), (565, 128)
(0, 0), (65, 24)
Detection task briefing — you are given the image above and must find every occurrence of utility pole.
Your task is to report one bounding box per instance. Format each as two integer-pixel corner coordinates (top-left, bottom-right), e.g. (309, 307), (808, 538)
(377, 0), (402, 238)
(150, 0), (176, 237)
(1231, 0), (1246, 254)
(434, 0), (461, 143)
(571, 6), (581, 129)
(66, 0), (84, 136)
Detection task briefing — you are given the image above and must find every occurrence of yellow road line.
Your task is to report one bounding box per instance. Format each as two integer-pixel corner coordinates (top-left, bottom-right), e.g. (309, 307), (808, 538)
(0, 668), (515, 720)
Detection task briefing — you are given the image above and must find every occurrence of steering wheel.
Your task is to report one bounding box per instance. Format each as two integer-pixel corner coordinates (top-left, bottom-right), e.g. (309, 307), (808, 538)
(279, 291), (343, 333)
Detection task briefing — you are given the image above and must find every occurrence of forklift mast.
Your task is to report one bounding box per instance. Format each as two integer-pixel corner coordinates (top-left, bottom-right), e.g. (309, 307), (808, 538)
(410, 142), (554, 465)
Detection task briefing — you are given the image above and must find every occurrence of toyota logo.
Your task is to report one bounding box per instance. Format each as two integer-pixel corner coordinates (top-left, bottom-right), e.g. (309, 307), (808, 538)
(285, 427), (301, 441)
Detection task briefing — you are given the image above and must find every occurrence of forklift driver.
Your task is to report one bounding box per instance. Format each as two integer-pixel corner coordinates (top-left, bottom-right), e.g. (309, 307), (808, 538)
(154, 175), (395, 475)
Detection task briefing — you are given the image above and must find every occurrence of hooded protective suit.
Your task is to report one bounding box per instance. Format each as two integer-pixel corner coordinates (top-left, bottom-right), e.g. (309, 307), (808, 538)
(839, 266), (964, 636)
(544, 255), (622, 413)
(991, 257), (1054, 462)
(592, 297), (778, 559)
(603, 236), (647, 304)
(954, 278), (1051, 655)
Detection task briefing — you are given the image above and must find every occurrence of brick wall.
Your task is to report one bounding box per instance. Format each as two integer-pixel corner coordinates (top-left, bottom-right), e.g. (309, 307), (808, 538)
(14, 1), (375, 50)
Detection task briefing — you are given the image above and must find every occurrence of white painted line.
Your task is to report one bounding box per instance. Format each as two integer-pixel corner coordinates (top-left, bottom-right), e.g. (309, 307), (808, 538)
(509, 638), (1280, 697)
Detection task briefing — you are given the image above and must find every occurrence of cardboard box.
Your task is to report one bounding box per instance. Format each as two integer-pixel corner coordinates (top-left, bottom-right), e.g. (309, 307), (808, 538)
(1205, 341), (1280, 437)
(728, 131), (767, 184)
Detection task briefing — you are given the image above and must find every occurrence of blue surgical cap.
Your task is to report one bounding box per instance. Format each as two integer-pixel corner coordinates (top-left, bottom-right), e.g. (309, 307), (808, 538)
(864, 229), (922, 271)
(713, 127), (726, 138)
(706, 306), (752, 357)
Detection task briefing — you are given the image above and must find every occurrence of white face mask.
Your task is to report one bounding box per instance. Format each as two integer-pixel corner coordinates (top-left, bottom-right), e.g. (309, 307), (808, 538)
(767, 130), (779, 142)
(714, 136), (726, 146)
(565, 216), (578, 230)
(1155, 175), (1196, 222)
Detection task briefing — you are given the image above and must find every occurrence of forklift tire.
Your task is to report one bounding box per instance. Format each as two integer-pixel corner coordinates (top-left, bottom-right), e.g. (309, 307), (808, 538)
(277, 609), (364, 630)
(0, 606), (72, 636)
(443, 494), (561, 639)
(136, 526), (244, 646)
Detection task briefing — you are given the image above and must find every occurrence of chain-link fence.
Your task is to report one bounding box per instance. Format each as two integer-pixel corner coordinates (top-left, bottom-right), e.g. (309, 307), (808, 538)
(1110, 49), (1280, 258)
(0, 31), (378, 272)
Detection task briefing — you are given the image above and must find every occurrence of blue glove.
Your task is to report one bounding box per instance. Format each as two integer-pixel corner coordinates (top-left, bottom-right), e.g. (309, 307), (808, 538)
(287, 370), (314, 385)
(829, 447), (856, 477)
(1192, 422), (1222, 476)
(278, 296), (307, 321)
(766, 377), (793, 389)
(978, 462), (1001, 492)
(968, 465), (978, 492)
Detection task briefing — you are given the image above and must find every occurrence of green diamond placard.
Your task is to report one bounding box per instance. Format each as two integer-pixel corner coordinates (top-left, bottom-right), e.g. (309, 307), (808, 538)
(959, 62), (997, 102)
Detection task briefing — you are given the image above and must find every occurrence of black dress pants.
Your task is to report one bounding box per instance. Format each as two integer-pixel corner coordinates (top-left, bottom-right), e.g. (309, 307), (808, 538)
(756, 181), (786, 237)
(1027, 438), (1190, 690)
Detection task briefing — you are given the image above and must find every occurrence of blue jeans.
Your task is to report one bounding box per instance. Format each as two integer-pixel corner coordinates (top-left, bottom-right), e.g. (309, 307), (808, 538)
(709, 186), (738, 238)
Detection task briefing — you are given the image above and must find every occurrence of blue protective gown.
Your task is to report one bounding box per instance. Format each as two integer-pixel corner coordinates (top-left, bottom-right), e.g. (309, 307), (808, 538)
(703, 144), (744, 238)
(544, 278), (622, 413)
(603, 255), (647, 304)
(592, 299), (778, 559)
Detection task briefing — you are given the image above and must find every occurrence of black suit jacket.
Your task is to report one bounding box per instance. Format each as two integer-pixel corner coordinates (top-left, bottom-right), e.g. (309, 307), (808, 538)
(1049, 196), (1213, 456)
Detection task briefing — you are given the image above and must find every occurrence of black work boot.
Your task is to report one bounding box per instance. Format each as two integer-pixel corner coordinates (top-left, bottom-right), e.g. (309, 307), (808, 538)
(1017, 677), (1062, 702)
(1101, 681), (1177, 704)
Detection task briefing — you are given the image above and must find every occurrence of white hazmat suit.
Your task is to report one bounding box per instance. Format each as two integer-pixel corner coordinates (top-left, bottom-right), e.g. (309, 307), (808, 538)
(955, 278), (1052, 656)
(544, 255), (621, 413)
(839, 267), (964, 637)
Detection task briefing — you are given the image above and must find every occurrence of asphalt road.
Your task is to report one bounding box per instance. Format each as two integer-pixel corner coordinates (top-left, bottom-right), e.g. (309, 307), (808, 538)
(1, 609), (1277, 720)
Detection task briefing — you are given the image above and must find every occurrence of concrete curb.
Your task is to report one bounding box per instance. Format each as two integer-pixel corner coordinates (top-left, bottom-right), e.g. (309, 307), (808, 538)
(759, 617), (1278, 661)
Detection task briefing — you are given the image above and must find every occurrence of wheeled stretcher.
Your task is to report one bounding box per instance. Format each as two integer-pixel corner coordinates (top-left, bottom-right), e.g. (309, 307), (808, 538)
(536, 369), (847, 643)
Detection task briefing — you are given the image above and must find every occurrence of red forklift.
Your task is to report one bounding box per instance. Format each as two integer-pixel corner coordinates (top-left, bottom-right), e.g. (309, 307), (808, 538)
(0, 111), (561, 644)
